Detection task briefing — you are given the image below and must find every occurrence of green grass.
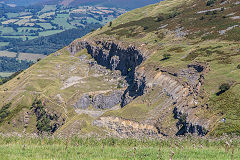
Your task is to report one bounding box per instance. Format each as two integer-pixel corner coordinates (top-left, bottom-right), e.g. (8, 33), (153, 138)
(85, 17), (100, 24)
(0, 42), (9, 47)
(207, 84), (240, 136)
(0, 136), (239, 160)
(0, 27), (16, 35)
(1, 35), (26, 40)
(38, 30), (64, 36)
(17, 27), (42, 33)
(0, 51), (17, 58)
(40, 5), (57, 13)
(51, 15), (75, 30)
(0, 72), (14, 77)
(5, 13), (19, 18)
(36, 23), (53, 30)
(17, 53), (46, 62)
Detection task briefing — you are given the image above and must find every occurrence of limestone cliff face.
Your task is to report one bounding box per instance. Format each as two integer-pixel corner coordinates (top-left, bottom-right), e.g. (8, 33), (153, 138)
(69, 39), (210, 136)
(69, 39), (147, 107)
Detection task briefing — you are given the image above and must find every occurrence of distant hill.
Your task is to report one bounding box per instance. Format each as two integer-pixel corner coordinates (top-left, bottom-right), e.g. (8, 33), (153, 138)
(60, 0), (161, 9)
(0, 0), (42, 6)
(1, 0), (161, 10)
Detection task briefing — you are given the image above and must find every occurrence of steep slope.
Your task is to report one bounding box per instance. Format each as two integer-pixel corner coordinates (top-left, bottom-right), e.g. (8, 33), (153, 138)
(0, 0), (239, 137)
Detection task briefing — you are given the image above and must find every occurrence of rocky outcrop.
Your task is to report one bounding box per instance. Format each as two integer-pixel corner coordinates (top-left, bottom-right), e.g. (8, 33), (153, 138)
(74, 94), (91, 109)
(146, 63), (210, 136)
(93, 116), (160, 138)
(74, 90), (123, 109)
(69, 40), (147, 107)
(92, 91), (123, 109)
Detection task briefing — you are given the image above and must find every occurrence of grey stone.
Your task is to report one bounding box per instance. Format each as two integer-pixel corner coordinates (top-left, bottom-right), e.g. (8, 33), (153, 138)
(92, 91), (123, 109)
(74, 94), (91, 109)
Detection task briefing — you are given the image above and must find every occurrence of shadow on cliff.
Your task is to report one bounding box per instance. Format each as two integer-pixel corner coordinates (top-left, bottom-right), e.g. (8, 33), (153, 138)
(173, 107), (208, 136)
(84, 42), (145, 107)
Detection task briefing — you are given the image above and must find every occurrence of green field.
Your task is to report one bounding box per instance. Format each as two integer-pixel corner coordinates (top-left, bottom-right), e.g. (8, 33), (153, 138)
(0, 136), (239, 160)
(52, 14), (74, 30)
(0, 72), (14, 77)
(5, 13), (19, 18)
(0, 50), (46, 62)
(17, 27), (42, 32)
(0, 26), (16, 35)
(0, 51), (17, 57)
(17, 53), (46, 62)
(40, 5), (57, 13)
(0, 5), (124, 49)
(36, 23), (54, 30)
(0, 42), (9, 47)
(38, 30), (64, 36)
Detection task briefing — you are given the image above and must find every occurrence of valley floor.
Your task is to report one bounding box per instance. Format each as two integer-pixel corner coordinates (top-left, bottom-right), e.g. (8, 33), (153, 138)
(0, 136), (239, 160)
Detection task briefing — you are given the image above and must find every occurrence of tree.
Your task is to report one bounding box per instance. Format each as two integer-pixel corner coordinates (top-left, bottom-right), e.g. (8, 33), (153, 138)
(108, 21), (112, 27)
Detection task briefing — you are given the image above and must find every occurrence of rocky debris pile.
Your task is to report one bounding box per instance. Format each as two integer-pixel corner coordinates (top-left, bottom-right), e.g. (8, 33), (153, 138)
(93, 116), (160, 138)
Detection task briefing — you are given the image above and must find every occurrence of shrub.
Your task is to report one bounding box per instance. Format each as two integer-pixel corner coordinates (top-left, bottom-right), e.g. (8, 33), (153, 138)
(108, 21), (112, 27)
(36, 115), (51, 133)
(237, 64), (240, 69)
(168, 11), (180, 19)
(206, 0), (216, 6)
(161, 53), (171, 60)
(154, 16), (164, 22)
(179, 113), (187, 124)
(219, 83), (230, 92)
(0, 103), (11, 123)
(216, 83), (230, 95)
(212, 10), (217, 14)
(143, 26), (149, 30)
(200, 16), (205, 20)
(31, 100), (52, 133)
(117, 80), (124, 88)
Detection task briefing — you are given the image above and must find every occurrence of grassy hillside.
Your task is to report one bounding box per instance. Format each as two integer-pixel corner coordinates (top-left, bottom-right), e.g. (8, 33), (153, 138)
(0, 0), (239, 138)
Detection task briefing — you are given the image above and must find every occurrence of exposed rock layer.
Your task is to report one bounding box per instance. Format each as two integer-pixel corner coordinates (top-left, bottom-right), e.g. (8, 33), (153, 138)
(69, 39), (210, 136)
(93, 116), (159, 138)
(69, 40), (146, 107)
